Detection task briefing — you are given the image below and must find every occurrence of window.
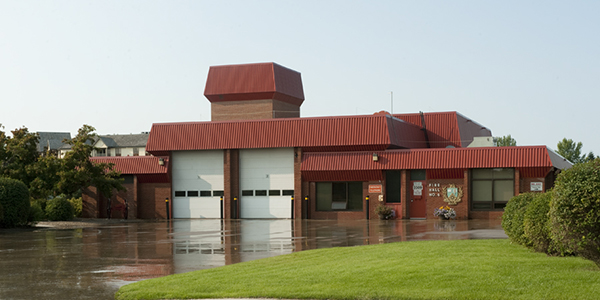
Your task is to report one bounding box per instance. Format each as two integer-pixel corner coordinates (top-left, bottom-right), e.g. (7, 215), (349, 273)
(282, 190), (294, 196)
(269, 190), (281, 196)
(115, 148), (121, 157)
(200, 190), (212, 197)
(255, 190), (267, 196)
(410, 169), (426, 180)
(242, 190), (254, 196)
(174, 191), (186, 197)
(471, 168), (514, 210)
(213, 190), (224, 197)
(121, 175), (134, 184)
(187, 191), (199, 197)
(385, 171), (401, 203)
(133, 147), (139, 156)
(316, 182), (363, 211)
(97, 148), (106, 157)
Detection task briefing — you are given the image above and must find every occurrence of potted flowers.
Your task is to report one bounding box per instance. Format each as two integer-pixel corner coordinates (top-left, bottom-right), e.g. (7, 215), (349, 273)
(375, 204), (395, 220)
(433, 206), (456, 220)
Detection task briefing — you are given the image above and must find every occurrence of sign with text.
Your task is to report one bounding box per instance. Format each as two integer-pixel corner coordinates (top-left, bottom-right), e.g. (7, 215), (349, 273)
(530, 182), (543, 191)
(368, 184), (382, 194)
(413, 182), (423, 196)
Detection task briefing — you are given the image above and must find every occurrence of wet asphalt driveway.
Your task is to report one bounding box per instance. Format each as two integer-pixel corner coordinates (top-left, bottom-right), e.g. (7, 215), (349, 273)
(0, 219), (505, 300)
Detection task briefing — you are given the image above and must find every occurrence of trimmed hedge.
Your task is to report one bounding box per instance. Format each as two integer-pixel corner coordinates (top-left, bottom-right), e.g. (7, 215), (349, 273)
(46, 195), (75, 221)
(523, 192), (556, 254)
(550, 159), (600, 267)
(502, 192), (535, 246)
(0, 177), (31, 228)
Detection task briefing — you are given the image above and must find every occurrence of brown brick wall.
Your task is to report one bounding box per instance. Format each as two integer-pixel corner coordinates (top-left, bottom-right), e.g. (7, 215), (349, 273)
(82, 187), (99, 218)
(224, 149), (239, 219)
(293, 147), (303, 219)
(138, 182), (171, 219)
(520, 177), (546, 193)
(211, 99), (300, 121)
(425, 178), (468, 220)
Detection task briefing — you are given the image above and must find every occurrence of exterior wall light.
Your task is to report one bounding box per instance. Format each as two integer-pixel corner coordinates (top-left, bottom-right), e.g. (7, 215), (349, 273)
(372, 153), (379, 162)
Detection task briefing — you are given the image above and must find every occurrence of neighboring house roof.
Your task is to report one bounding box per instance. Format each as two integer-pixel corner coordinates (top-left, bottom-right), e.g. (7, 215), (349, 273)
(36, 132), (71, 152)
(394, 111), (492, 148)
(146, 114), (429, 155)
(90, 156), (169, 183)
(204, 62), (305, 106)
(95, 133), (149, 148)
(301, 146), (572, 172)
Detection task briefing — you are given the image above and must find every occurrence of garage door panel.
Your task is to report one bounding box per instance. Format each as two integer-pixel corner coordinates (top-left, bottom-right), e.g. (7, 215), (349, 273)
(172, 150), (224, 219)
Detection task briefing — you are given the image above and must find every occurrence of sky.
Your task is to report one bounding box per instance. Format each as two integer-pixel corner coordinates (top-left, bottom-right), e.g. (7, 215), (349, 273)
(1, 1), (599, 154)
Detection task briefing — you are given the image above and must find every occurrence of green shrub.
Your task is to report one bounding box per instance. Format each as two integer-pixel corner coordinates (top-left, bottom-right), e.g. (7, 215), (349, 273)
(45, 195), (75, 221)
(523, 192), (558, 254)
(28, 200), (47, 222)
(550, 159), (600, 267)
(502, 192), (535, 246)
(0, 177), (31, 228)
(68, 197), (82, 218)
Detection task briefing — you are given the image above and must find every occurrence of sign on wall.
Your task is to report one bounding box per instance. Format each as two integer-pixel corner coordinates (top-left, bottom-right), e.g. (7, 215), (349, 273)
(369, 184), (382, 193)
(530, 182), (543, 191)
(413, 182), (423, 196)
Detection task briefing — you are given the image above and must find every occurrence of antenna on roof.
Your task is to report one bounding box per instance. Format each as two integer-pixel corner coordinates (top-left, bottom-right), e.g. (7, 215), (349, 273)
(390, 91), (393, 114)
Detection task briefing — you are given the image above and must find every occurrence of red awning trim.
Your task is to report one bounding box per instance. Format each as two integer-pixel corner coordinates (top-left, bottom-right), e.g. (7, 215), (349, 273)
(301, 146), (570, 172)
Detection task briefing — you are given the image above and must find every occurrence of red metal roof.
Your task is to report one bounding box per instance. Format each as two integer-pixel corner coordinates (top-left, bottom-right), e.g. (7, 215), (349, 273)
(301, 146), (571, 171)
(394, 111), (492, 148)
(146, 114), (427, 154)
(204, 62), (305, 106)
(90, 156), (169, 175)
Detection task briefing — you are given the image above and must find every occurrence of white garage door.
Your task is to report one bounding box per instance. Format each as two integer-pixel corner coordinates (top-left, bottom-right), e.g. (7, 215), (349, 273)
(239, 148), (294, 219)
(172, 150), (224, 219)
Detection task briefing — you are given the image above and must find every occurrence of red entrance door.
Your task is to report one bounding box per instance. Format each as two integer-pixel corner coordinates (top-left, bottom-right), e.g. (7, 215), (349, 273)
(409, 180), (427, 219)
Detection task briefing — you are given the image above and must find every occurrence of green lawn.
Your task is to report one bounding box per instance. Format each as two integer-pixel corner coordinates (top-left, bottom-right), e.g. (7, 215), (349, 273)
(116, 239), (600, 300)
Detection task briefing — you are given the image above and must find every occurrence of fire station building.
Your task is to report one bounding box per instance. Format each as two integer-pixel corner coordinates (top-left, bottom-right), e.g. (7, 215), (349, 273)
(83, 62), (571, 220)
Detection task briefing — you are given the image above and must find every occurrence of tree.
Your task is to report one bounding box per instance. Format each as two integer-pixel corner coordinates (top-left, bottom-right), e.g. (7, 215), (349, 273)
(495, 135), (517, 147)
(0, 127), (40, 186)
(57, 125), (124, 199)
(556, 138), (595, 164)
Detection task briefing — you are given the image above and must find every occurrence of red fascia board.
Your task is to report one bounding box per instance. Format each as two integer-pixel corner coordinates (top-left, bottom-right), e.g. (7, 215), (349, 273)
(301, 146), (561, 171)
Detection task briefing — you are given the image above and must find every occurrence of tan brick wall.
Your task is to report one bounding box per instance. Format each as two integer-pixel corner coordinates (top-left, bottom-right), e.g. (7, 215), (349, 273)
(211, 99), (300, 121)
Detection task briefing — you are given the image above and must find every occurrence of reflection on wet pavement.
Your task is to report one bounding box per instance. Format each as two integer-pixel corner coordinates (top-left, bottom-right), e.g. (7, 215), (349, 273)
(0, 219), (504, 300)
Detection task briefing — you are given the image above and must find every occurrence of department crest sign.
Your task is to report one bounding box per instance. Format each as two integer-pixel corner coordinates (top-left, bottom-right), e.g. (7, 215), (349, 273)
(443, 184), (463, 205)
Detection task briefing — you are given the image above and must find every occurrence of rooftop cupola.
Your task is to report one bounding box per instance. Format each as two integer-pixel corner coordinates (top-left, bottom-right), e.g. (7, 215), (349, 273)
(204, 62), (305, 121)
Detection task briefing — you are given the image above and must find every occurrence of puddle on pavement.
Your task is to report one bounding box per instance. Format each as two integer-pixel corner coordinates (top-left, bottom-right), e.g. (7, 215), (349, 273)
(0, 219), (504, 300)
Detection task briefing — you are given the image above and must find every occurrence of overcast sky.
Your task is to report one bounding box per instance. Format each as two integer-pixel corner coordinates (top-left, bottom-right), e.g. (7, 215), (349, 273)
(1, 1), (598, 153)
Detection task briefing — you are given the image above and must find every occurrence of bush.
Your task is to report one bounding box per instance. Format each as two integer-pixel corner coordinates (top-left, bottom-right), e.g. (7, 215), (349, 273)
(502, 192), (535, 246)
(550, 159), (600, 267)
(0, 177), (31, 228)
(45, 195), (75, 221)
(28, 200), (47, 222)
(68, 197), (82, 218)
(523, 192), (557, 254)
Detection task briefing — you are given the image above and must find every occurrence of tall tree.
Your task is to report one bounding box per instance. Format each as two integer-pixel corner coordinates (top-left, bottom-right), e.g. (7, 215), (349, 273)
(556, 138), (595, 164)
(496, 135), (517, 147)
(0, 127), (40, 186)
(57, 125), (124, 199)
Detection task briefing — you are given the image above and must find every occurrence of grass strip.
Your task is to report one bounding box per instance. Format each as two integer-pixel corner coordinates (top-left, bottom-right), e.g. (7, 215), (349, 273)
(116, 239), (600, 300)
